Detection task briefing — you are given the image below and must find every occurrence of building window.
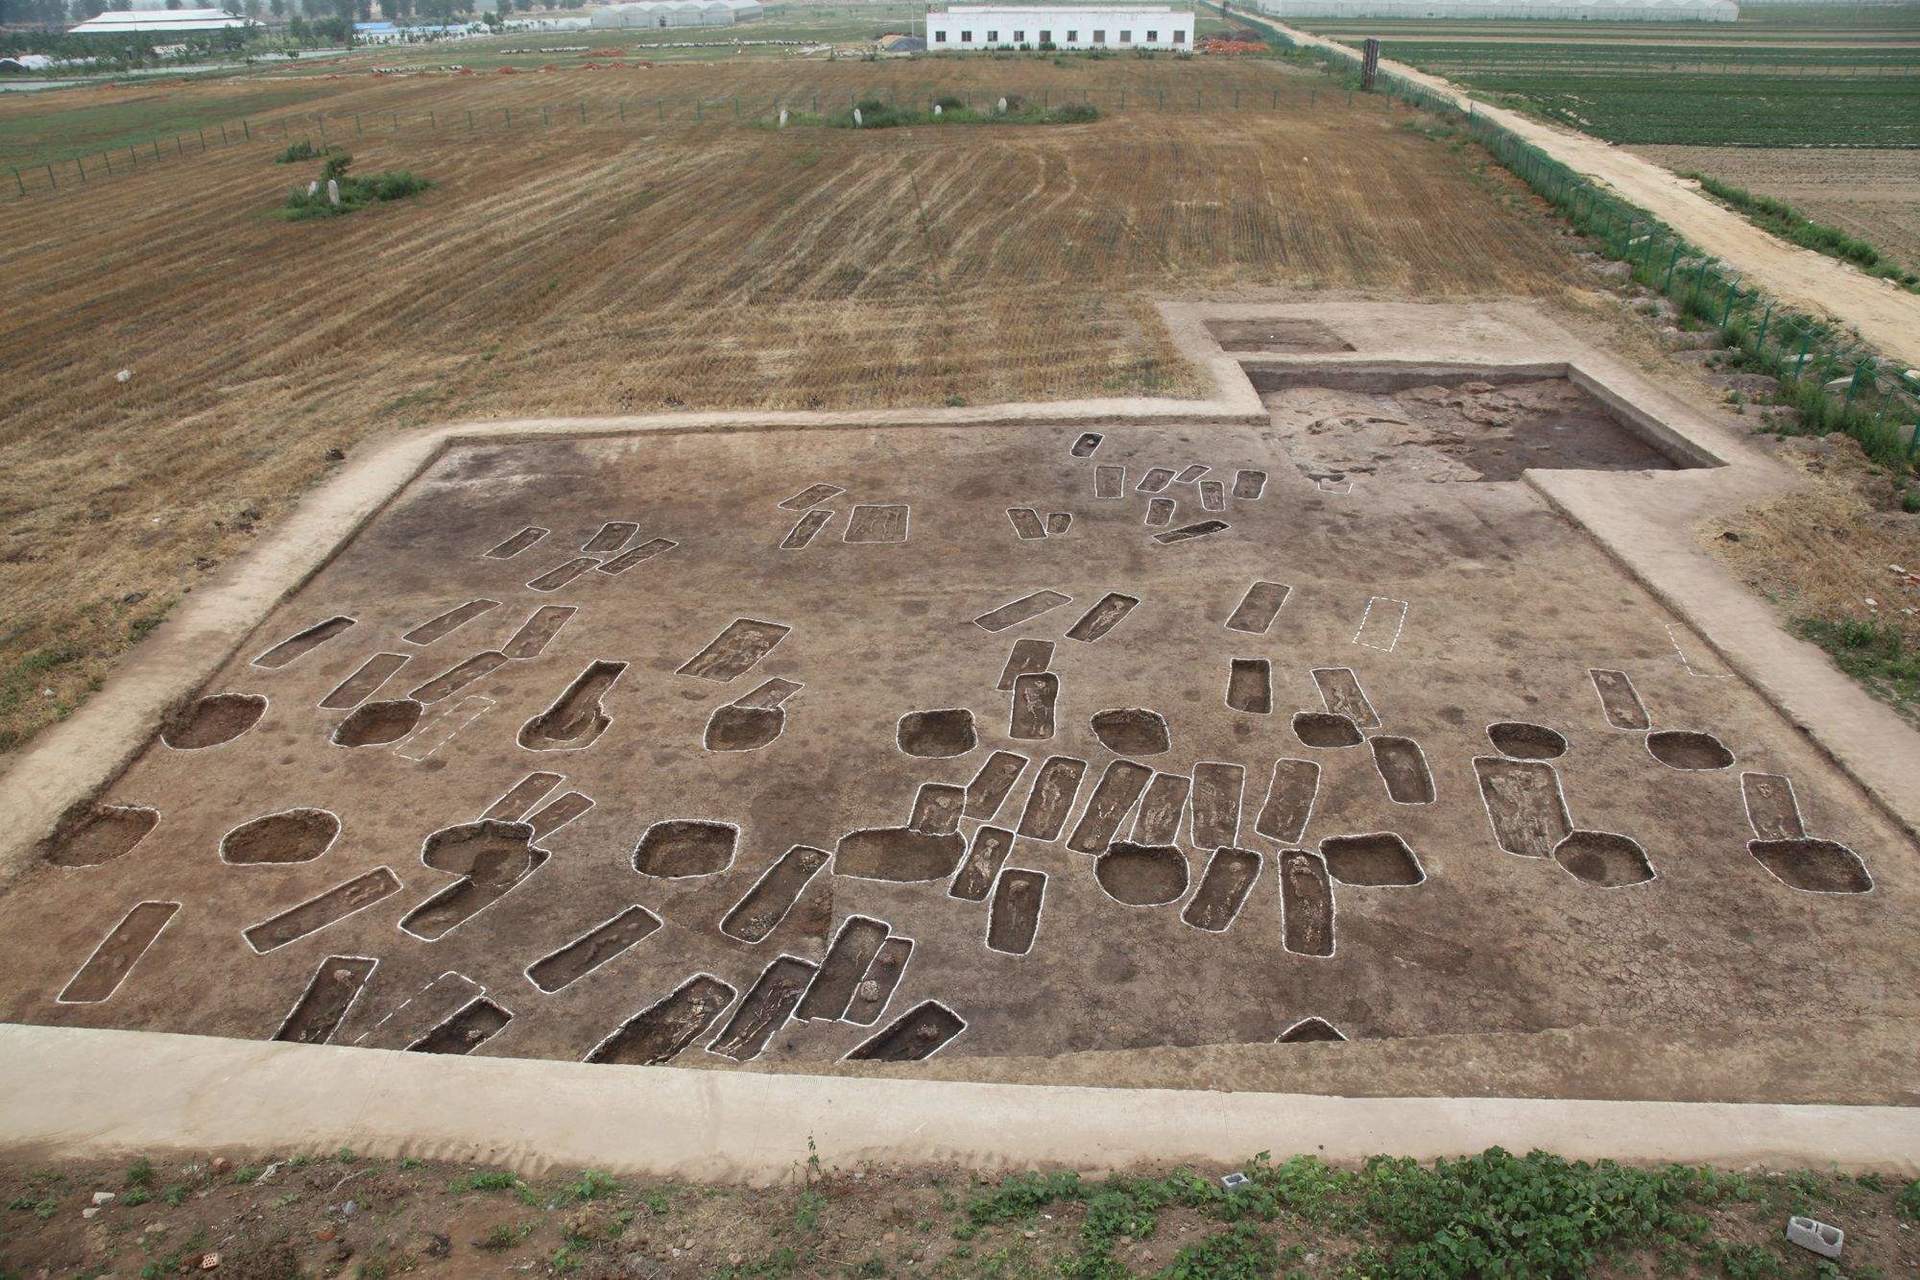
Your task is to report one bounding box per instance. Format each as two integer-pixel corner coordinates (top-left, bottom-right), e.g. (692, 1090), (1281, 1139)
(1012, 29), (1023, 40)
(1039, 27), (1050, 41)
(960, 28), (972, 40)
(1065, 28), (1076, 39)
(1092, 27), (1104, 42)
(986, 28), (996, 40)
(1118, 28), (1131, 41)
(1146, 28), (1157, 40)
(934, 29), (946, 40)
(1171, 29), (1185, 41)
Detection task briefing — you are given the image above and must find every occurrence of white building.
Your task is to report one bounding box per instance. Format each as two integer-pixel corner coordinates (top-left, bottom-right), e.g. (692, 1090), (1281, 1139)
(925, 5), (1194, 50)
(588, 0), (763, 29)
(69, 7), (257, 33)
(1251, 0), (1734, 18)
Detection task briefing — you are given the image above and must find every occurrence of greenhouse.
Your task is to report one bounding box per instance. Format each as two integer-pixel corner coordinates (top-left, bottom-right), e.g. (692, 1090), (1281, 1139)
(586, 0), (764, 29)
(1251, 0), (1736, 19)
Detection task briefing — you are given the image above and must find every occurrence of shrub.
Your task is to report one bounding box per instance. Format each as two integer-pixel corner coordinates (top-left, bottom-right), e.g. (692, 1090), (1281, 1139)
(281, 154), (431, 221)
(274, 139), (323, 163)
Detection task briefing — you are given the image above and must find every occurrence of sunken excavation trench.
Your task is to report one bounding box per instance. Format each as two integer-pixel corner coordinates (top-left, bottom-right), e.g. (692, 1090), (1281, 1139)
(6, 385), (1909, 1091)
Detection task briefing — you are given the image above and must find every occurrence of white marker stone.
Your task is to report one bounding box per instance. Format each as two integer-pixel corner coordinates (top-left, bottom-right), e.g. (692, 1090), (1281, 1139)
(326, 178), (340, 206)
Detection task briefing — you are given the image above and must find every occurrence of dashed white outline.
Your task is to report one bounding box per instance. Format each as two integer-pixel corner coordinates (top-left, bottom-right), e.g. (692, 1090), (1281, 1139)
(841, 503), (912, 546)
(1253, 759), (1319, 846)
(250, 615), (356, 670)
(408, 651), (508, 705)
(1189, 761), (1246, 850)
(395, 694), (493, 762)
(47, 803), (160, 873)
(1181, 847), (1264, 933)
(1311, 668), (1379, 728)
(843, 935), (915, 1028)
(55, 900), (181, 1005)
(243, 867), (403, 956)
(354, 971), (485, 1049)
(985, 868), (1048, 956)
(1665, 621), (1730, 680)
(779, 509), (835, 551)
(1092, 843), (1190, 910)
(703, 953), (819, 1063)
(1484, 720), (1568, 761)
(840, 999), (968, 1063)
(1319, 832), (1427, 888)
(1093, 465), (1125, 498)
(1550, 829), (1658, 890)
(1276, 1016), (1346, 1044)
(1316, 477), (1352, 495)
(405, 995), (514, 1055)
(1367, 736), (1437, 806)
(1740, 771), (1805, 841)
(1278, 849), (1337, 959)
(318, 653), (409, 710)
(897, 708), (979, 760)
(633, 818), (741, 880)
(1747, 837), (1876, 896)
(719, 845), (831, 944)
(1645, 729), (1736, 773)
(160, 691), (269, 752)
(328, 697), (424, 750)
(270, 954), (380, 1044)
(524, 904), (664, 994)
(1588, 668), (1651, 732)
(401, 599), (502, 647)
(1471, 754), (1575, 860)
(1351, 597), (1408, 652)
(583, 972), (740, 1066)
(218, 806), (342, 867)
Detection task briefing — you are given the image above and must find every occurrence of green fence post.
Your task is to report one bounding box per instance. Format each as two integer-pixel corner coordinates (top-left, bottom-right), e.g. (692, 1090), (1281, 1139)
(198, 128), (207, 150)
(1795, 333), (1811, 379)
(45, 163), (55, 190)
(243, 119), (251, 140)
(1662, 243), (1680, 292)
(1719, 284), (1738, 328)
(430, 111), (436, 130)
(12, 167), (23, 196)
(76, 156), (85, 183)
(1842, 360), (1868, 412)
(220, 123), (229, 144)
(1909, 422), (1919, 462)
(1755, 301), (1773, 350)
(103, 151), (111, 175)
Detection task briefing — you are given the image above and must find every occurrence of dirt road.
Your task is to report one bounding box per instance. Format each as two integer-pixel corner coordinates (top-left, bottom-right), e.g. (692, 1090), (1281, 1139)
(1264, 18), (1920, 369)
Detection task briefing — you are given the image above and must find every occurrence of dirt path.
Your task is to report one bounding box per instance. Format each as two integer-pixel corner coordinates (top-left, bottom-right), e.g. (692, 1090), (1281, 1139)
(1263, 18), (1920, 368)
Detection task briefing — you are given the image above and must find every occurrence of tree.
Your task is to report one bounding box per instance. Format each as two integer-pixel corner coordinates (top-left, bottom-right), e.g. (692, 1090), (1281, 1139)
(268, 0), (283, 16)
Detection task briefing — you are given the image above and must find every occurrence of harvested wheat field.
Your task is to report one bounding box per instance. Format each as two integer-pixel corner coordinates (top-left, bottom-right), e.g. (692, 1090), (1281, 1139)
(0, 59), (1574, 760)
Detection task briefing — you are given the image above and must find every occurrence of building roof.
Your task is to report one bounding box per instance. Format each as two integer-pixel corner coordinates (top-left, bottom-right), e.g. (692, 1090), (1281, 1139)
(933, 3), (1186, 10)
(69, 8), (257, 32)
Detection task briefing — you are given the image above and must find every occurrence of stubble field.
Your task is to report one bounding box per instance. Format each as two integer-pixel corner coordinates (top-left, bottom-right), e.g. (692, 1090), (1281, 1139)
(0, 54), (1576, 760)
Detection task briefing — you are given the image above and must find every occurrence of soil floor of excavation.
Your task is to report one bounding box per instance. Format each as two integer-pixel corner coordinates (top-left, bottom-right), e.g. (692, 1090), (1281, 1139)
(5, 398), (1915, 1085)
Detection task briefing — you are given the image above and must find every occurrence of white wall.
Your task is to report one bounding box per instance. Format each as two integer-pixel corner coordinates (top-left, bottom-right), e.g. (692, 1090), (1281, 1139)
(926, 7), (1195, 50)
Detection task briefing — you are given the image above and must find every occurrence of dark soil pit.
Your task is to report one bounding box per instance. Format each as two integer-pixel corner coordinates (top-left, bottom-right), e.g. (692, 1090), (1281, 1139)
(834, 826), (964, 882)
(519, 661), (623, 750)
(1749, 838), (1873, 894)
(1253, 367), (1705, 483)
(797, 917), (890, 1021)
(1294, 711), (1362, 749)
(1016, 756), (1086, 839)
(1065, 760), (1153, 854)
(963, 752), (1029, 820)
(898, 708), (978, 758)
(710, 956), (817, 1061)
(845, 937), (913, 1026)
(1207, 317), (1355, 353)
(986, 869), (1045, 955)
(1254, 759), (1319, 844)
(706, 704), (785, 752)
(1648, 730), (1735, 771)
(633, 820), (738, 878)
(844, 1000), (965, 1061)
(1182, 847), (1261, 931)
(1369, 736), (1436, 805)
(587, 974), (737, 1065)
(721, 845), (830, 942)
(1475, 757), (1572, 858)
(1487, 721), (1568, 760)
(1553, 830), (1655, 888)
(44, 804), (158, 868)
(273, 955), (378, 1044)
(161, 693), (267, 750)
(410, 998), (512, 1055)
(528, 906), (663, 992)
(1094, 843), (1190, 906)
(1009, 673), (1059, 740)
(1090, 708), (1171, 756)
(1227, 659), (1272, 714)
(1279, 851), (1334, 958)
(948, 826), (1014, 902)
(332, 698), (422, 747)
(1320, 833), (1424, 886)
(220, 808), (339, 865)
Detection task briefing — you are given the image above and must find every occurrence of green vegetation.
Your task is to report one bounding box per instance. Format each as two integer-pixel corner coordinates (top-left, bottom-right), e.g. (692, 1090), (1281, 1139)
(1796, 617), (1920, 720)
(274, 139), (330, 164)
(0, 83), (335, 169)
(1685, 172), (1916, 289)
(280, 153), (431, 221)
(781, 95), (1101, 129)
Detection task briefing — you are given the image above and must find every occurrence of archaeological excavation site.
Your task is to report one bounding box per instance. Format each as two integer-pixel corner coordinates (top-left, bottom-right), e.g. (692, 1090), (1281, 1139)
(2, 300), (1915, 1164)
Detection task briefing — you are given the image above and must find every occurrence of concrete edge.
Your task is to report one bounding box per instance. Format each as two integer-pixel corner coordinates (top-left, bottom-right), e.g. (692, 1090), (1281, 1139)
(4, 1024), (1915, 1180)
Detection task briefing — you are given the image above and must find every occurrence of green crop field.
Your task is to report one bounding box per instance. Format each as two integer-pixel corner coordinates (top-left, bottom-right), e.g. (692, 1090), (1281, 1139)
(1292, 5), (1920, 147)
